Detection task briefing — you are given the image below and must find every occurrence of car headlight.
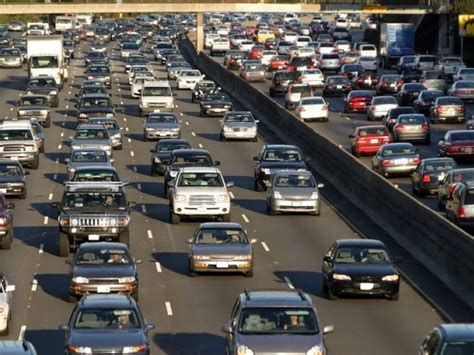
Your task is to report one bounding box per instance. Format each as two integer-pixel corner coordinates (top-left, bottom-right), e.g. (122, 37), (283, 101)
(109, 218), (118, 226)
(50, 90), (57, 95)
(59, 217), (70, 227)
(175, 194), (186, 202)
(72, 276), (89, 284)
(237, 345), (254, 355)
(193, 255), (210, 260)
(273, 191), (282, 199)
(87, 76), (94, 80)
(171, 128), (180, 132)
(203, 104), (212, 108)
(310, 192), (319, 200)
(8, 182), (24, 187)
(224, 105), (231, 109)
(68, 346), (92, 354)
(169, 170), (178, 178)
(216, 194), (230, 202)
(118, 217), (130, 226)
(18, 110), (25, 116)
(307, 345), (323, 355)
(261, 168), (271, 175)
(154, 157), (161, 163)
(166, 102), (174, 108)
(223, 126), (233, 132)
(145, 127), (155, 131)
(123, 345), (146, 353)
(102, 146), (112, 151)
(70, 218), (79, 227)
(333, 274), (351, 281)
(382, 274), (399, 282)
(234, 255), (252, 260)
(79, 113), (87, 118)
(118, 276), (136, 283)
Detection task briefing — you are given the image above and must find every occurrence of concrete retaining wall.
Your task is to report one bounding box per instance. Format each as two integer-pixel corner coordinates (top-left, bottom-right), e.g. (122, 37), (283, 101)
(179, 38), (474, 309)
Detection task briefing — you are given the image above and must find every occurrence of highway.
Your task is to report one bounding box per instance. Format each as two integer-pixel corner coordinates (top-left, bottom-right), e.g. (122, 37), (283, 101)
(0, 32), (469, 355)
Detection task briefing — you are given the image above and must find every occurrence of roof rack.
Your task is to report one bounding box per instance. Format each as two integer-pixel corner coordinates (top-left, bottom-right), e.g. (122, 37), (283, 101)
(64, 181), (127, 192)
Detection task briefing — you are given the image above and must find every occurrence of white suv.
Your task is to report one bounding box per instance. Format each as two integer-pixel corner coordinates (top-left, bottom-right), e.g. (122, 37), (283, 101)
(139, 80), (174, 116)
(0, 121), (40, 169)
(169, 167), (233, 224)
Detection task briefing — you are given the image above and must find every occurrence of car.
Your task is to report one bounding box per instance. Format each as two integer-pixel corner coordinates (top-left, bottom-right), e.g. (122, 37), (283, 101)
(222, 289), (334, 355)
(88, 117), (123, 150)
(191, 80), (217, 103)
(414, 54), (437, 72)
(260, 50), (278, 66)
(16, 95), (51, 127)
(85, 51), (109, 66)
(266, 170), (323, 215)
(187, 222), (253, 277)
(288, 56), (316, 72)
(125, 55), (149, 74)
(167, 61), (192, 80)
(0, 121), (40, 169)
(284, 83), (313, 110)
(322, 75), (351, 96)
(226, 51), (247, 70)
(341, 51), (359, 64)
(75, 94), (116, 123)
(447, 80), (474, 102)
(269, 70), (299, 97)
(413, 90), (445, 115)
(254, 144), (308, 191)
(139, 81), (174, 116)
(0, 275), (15, 334)
(25, 76), (59, 107)
(344, 90), (373, 113)
(351, 71), (379, 90)
(297, 69), (324, 89)
(131, 75), (155, 98)
(77, 81), (108, 95)
(429, 96), (465, 124)
(438, 130), (474, 161)
(65, 149), (113, 180)
(383, 106), (417, 132)
(349, 125), (391, 157)
(420, 70), (447, 92)
(453, 67), (474, 82)
(392, 113), (431, 144)
(0, 47), (22, 68)
(240, 63), (266, 83)
(143, 112), (181, 141)
(376, 74), (402, 95)
(371, 142), (420, 177)
(435, 56), (466, 79)
(316, 41), (335, 55)
(418, 323), (474, 355)
(359, 44), (377, 58)
(150, 139), (191, 176)
(168, 167), (233, 224)
(295, 96), (329, 122)
(400, 67), (423, 83)
(357, 56), (377, 72)
(319, 53), (342, 72)
(322, 239), (401, 300)
(367, 96), (399, 121)
(199, 92), (233, 117)
(397, 83), (427, 106)
(157, 48), (180, 65)
(176, 69), (205, 90)
(437, 168), (474, 209)
(412, 158), (457, 197)
(0, 160), (28, 199)
(59, 294), (154, 355)
(0, 341), (37, 354)
(128, 65), (152, 85)
(220, 111), (258, 142)
(120, 42), (141, 59)
(445, 181), (474, 229)
(397, 55), (416, 74)
(71, 124), (113, 157)
(90, 40), (107, 53)
(66, 242), (141, 302)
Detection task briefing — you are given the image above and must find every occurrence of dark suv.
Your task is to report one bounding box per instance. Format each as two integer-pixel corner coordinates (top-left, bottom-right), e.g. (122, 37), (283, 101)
(419, 323), (474, 355)
(53, 182), (135, 257)
(0, 160), (28, 199)
(59, 294), (154, 355)
(222, 290), (334, 355)
(269, 70), (299, 97)
(0, 194), (14, 250)
(25, 76), (59, 107)
(445, 181), (474, 230)
(75, 94), (116, 122)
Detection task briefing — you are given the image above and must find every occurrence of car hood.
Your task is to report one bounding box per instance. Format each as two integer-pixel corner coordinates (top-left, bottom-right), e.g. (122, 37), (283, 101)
(18, 105), (49, 111)
(224, 122), (256, 129)
(72, 139), (111, 146)
(69, 162), (111, 169)
(333, 263), (397, 277)
(26, 88), (57, 95)
(69, 329), (145, 348)
(274, 187), (316, 198)
(202, 100), (232, 106)
(0, 175), (24, 183)
(174, 186), (227, 194)
(237, 333), (323, 353)
(192, 244), (252, 256)
(72, 264), (135, 278)
(260, 161), (306, 170)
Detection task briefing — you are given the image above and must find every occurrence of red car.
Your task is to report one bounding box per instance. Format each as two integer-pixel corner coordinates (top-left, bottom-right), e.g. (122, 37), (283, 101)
(249, 45), (265, 59)
(245, 26), (256, 39)
(438, 130), (474, 160)
(344, 90), (374, 113)
(350, 125), (392, 157)
(352, 72), (380, 90)
(268, 55), (289, 72)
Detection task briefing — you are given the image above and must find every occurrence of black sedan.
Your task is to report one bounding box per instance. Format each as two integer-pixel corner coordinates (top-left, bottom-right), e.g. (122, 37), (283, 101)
(322, 239), (401, 300)
(397, 83), (427, 106)
(199, 92), (233, 117)
(60, 294), (154, 355)
(322, 75), (351, 96)
(75, 94), (116, 122)
(150, 139), (191, 176)
(0, 160), (28, 199)
(191, 80), (217, 103)
(253, 144), (308, 191)
(413, 90), (444, 115)
(411, 157), (457, 197)
(66, 242), (141, 302)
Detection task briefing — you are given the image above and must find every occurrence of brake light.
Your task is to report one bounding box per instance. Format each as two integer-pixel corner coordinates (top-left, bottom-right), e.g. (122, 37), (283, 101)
(322, 104), (328, 110)
(460, 106), (465, 113)
(0, 217), (8, 227)
(395, 124), (405, 131)
(437, 107), (444, 113)
(410, 157), (421, 164)
(370, 106), (376, 111)
(421, 123), (430, 130)
(382, 160), (393, 167)
(449, 183), (457, 194)
(382, 82), (388, 87)
(459, 207), (466, 218)
(326, 85), (333, 90)
(320, 60), (325, 65)
(422, 174), (431, 183)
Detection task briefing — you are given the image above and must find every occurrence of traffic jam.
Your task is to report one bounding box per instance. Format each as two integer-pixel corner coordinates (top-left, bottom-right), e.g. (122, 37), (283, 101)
(0, 10), (472, 355)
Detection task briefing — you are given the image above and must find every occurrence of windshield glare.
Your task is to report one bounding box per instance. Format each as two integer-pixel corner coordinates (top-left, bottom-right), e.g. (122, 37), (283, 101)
(0, 129), (33, 141)
(20, 97), (47, 106)
(177, 172), (224, 187)
(71, 151), (107, 162)
(0, 164), (21, 176)
(274, 174), (315, 188)
(335, 247), (390, 264)
(262, 148), (302, 162)
(75, 128), (109, 140)
(440, 341), (474, 355)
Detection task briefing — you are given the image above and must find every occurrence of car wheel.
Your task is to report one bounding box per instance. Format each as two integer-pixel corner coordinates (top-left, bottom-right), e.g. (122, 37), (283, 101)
(245, 269), (254, 278)
(170, 209), (180, 224)
(115, 144), (123, 151)
(58, 232), (70, 257)
(220, 134), (226, 141)
(119, 230), (130, 246)
(254, 179), (263, 192)
(389, 292), (399, 301)
(326, 282), (338, 300)
(1, 234), (12, 250)
(31, 157), (39, 169)
(131, 291), (139, 302)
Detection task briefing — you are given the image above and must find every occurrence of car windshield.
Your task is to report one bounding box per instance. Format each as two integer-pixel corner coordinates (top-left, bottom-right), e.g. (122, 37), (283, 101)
(30, 56), (58, 68)
(194, 228), (247, 244)
(239, 307), (318, 334)
(29, 78), (56, 87)
(382, 145), (415, 156)
(422, 91), (443, 99)
(172, 154), (212, 166)
(358, 127), (387, 136)
(177, 172), (224, 187)
(81, 97), (111, 108)
(73, 170), (118, 182)
(76, 248), (130, 265)
(75, 128), (109, 140)
(148, 114), (177, 124)
(75, 309), (139, 329)
(82, 87), (107, 95)
(225, 113), (254, 123)
(63, 192), (125, 209)
(0, 129), (33, 141)
(20, 97), (48, 106)
(419, 56), (436, 63)
(404, 84), (426, 91)
(274, 174), (315, 187)
(389, 108), (415, 117)
(123, 43), (140, 50)
(344, 65), (363, 72)
(0, 164), (21, 176)
(203, 93), (229, 101)
(196, 82), (215, 90)
(450, 132), (474, 142)
(142, 86), (171, 96)
(327, 76), (349, 85)
(90, 121), (118, 130)
(262, 148), (302, 162)
(335, 247), (390, 264)
(71, 151), (108, 162)
(451, 169), (474, 183)
(302, 98), (325, 105)
(381, 75), (400, 83)
(290, 85), (310, 93)
(2, 49), (20, 56)
(423, 161), (456, 172)
(157, 142), (190, 152)
(440, 341), (474, 355)
(89, 66), (110, 74)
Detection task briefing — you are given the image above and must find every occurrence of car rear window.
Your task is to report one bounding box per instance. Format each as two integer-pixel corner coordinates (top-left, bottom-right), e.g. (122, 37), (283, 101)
(438, 97), (463, 105)
(424, 71), (443, 79)
(358, 127), (387, 136)
(373, 97), (397, 105)
(456, 81), (474, 89)
(451, 132), (474, 141)
(423, 161), (456, 172)
(452, 170), (474, 183)
(382, 145), (415, 156)
(419, 56), (436, 63)
(398, 115), (426, 124)
(323, 54), (340, 59)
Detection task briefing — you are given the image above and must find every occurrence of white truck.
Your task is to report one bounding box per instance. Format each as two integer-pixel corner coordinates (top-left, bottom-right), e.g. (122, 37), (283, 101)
(27, 35), (68, 88)
(75, 14), (93, 28)
(55, 16), (75, 32)
(26, 22), (50, 35)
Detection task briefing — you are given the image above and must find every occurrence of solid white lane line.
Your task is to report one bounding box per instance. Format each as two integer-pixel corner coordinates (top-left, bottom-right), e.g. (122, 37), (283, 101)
(241, 214), (250, 223)
(147, 230), (153, 239)
(261, 241), (270, 252)
(155, 262), (162, 273)
(31, 279), (38, 292)
(18, 326), (26, 341)
(191, 132), (196, 136)
(165, 302), (173, 316)
(130, 151), (134, 157)
(229, 191), (235, 199)
(43, 216), (48, 225)
(39, 244), (44, 254)
(141, 205), (147, 213)
(128, 138), (131, 143)
(198, 143), (203, 148)
(284, 276), (295, 289)
(48, 193), (53, 201)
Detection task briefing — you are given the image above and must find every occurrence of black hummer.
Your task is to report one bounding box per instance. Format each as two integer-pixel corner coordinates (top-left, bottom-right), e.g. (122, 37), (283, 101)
(53, 182), (135, 257)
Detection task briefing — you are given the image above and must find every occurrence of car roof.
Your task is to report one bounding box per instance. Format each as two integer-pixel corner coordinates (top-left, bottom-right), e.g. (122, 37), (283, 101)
(240, 290), (313, 308)
(172, 148), (209, 155)
(157, 139), (189, 145)
(0, 341), (36, 354)
(80, 93), (110, 98)
(0, 121), (32, 128)
(199, 222), (243, 229)
(421, 157), (454, 163)
(437, 324), (474, 341)
(264, 144), (299, 150)
(74, 166), (116, 171)
(382, 142), (415, 148)
(79, 294), (136, 308)
(336, 239), (387, 248)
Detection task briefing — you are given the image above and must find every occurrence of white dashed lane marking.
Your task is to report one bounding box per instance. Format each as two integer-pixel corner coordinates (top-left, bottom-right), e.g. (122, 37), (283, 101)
(155, 262), (162, 273)
(31, 279), (38, 292)
(43, 216), (48, 225)
(241, 214), (250, 223)
(18, 326), (26, 341)
(147, 230), (153, 239)
(48, 193), (53, 201)
(261, 242), (270, 252)
(141, 205), (147, 213)
(284, 276), (295, 289)
(165, 302), (173, 316)
(229, 191), (235, 199)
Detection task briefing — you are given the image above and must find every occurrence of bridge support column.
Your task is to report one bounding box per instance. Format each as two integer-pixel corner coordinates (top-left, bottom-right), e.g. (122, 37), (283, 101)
(197, 12), (204, 54)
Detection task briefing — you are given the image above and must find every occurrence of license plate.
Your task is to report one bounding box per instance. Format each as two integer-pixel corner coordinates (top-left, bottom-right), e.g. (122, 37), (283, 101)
(97, 285), (110, 293)
(197, 206), (206, 211)
(0, 189), (6, 193)
(216, 262), (229, 269)
(10, 156), (19, 160)
(465, 147), (472, 154)
(360, 282), (374, 290)
(88, 234), (100, 241)
(394, 158), (408, 165)
(370, 139), (379, 144)
(412, 91), (419, 96)
(337, 85), (342, 89)
(292, 201), (302, 207)
(153, 109), (161, 112)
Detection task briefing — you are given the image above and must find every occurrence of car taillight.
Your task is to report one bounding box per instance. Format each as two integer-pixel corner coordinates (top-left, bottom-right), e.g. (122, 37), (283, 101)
(437, 107), (444, 113)
(456, 89), (465, 94)
(395, 124), (405, 131)
(447, 146), (460, 153)
(449, 183), (457, 194)
(382, 82), (388, 87)
(0, 217), (8, 226)
(326, 85), (333, 90)
(370, 106), (376, 111)
(459, 207), (466, 218)
(421, 123), (430, 130)
(382, 160), (393, 167)
(459, 106), (465, 112)
(320, 60), (325, 65)
(410, 157), (421, 165)
(422, 174), (431, 183)
(383, 137), (391, 143)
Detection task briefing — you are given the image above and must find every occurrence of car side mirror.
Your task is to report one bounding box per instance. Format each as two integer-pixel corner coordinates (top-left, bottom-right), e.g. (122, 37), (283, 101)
(59, 325), (70, 331)
(222, 322), (232, 334)
(226, 181), (234, 188)
(323, 255), (332, 263)
(52, 202), (60, 210)
(149, 149), (155, 153)
(134, 259), (143, 264)
(74, 93), (79, 97)
(323, 325), (335, 335)
(128, 201), (136, 209)
(65, 259), (73, 265)
(213, 161), (221, 166)
(145, 323), (155, 331)
(255, 120), (260, 123)
(5, 285), (15, 292)
(264, 180), (272, 188)
(6, 202), (14, 209)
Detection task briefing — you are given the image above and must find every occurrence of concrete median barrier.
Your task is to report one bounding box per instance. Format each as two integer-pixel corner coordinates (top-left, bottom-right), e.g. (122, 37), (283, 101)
(179, 38), (474, 309)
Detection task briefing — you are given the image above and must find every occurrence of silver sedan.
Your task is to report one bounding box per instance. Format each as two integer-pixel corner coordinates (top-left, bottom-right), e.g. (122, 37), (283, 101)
(266, 170), (323, 215)
(220, 111), (258, 142)
(371, 143), (420, 177)
(143, 112), (181, 141)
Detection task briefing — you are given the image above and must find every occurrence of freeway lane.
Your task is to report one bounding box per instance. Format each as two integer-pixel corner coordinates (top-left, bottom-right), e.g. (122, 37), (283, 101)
(0, 34), (455, 355)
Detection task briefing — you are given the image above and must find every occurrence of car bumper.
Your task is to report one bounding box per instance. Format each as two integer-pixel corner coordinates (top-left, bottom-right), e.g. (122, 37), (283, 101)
(70, 282), (138, 298)
(437, 114), (465, 122)
(395, 132), (429, 141)
(141, 106), (174, 114)
(330, 280), (399, 296)
(380, 165), (418, 175)
(0, 60), (21, 67)
(417, 182), (441, 194)
(190, 259), (252, 273)
(144, 130), (180, 139)
(61, 228), (127, 244)
(354, 145), (381, 155)
(0, 153), (38, 165)
(173, 202), (230, 216)
(0, 184), (26, 196)
(222, 130), (257, 140)
(0, 317), (7, 332)
(271, 198), (319, 213)
(201, 108), (231, 116)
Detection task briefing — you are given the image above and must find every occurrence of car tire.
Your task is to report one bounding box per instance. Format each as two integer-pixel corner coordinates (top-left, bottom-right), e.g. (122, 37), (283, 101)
(170, 209), (180, 224)
(327, 285), (338, 300)
(389, 292), (399, 301)
(68, 295), (77, 303)
(31, 157), (39, 169)
(132, 290), (139, 302)
(220, 134), (226, 142)
(1, 234), (12, 250)
(251, 136), (258, 142)
(119, 230), (130, 246)
(222, 213), (231, 222)
(254, 179), (263, 192)
(151, 166), (156, 176)
(0, 322), (8, 335)
(245, 269), (254, 278)
(58, 232), (70, 257)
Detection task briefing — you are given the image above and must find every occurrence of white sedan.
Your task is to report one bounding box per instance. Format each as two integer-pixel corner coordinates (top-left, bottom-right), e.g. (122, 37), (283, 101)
(367, 96), (399, 121)
(298, 69), (324, 88)
(0, 275), (15, 335)
(176, 70), (205, 90)
(131, 75), (155, 98)
(295, 96), (329, 122)
(357, 56), (378, 72)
